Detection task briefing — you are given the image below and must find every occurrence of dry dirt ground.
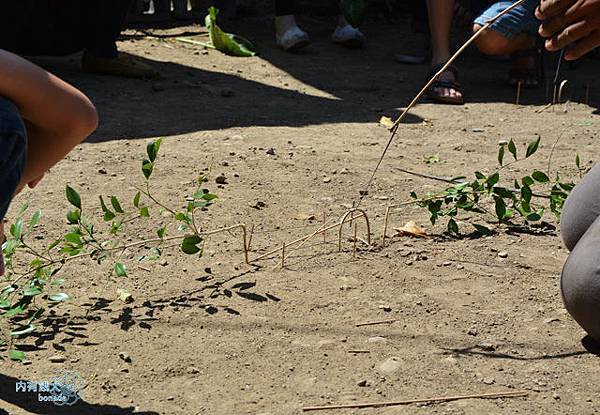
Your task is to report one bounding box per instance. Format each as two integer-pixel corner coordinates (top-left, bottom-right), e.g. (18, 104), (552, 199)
(1, 15), (600, 415)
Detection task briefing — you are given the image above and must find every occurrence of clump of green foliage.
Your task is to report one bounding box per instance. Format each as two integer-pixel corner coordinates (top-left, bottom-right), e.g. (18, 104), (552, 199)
(411, 137), (583, 234)
(1, 140), (217, 362)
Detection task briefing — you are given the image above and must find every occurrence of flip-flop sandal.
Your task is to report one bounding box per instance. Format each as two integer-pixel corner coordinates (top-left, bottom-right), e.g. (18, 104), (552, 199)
(508, 41), (545, 88)
(426, 63), (465, 105)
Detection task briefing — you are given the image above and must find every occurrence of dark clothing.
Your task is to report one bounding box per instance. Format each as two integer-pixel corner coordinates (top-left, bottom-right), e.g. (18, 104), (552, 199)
(275, 0), (339, 16)
(0, 96), (27, 222)
(0, 0), (132, 59)
(560, 163), (600, 342)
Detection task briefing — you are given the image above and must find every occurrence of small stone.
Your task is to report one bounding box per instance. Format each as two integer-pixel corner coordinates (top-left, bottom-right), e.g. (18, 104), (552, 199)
(472, 128), (485, 133)
(323, 177), (331, 183)
(22, 360), (32, 366)
(166, 396), (175, 401)
(187, 366), (201, 374)
(357, 379), (371, 387)
(552, 392), (561, 400)
(442, 261), (452, 266)
(120, 368), (129, 373)
(467, 328), (478, 336)
(159, 259), (168, 267)
(457, 264), (464, 270)
(119, 352), (132, 363)
(498, 251), (509, 258)
(215, 174), (228, 185)
(220, 88), (234, 98)
(415, 300), (423, 306)
(478, 342), (495, 351)
(49, 355), (66, 363)
(98, 167), (107, 174)
(70, 358), (80, 363)
(340, 168), (350, 174)
(378, 357), (402, 375)
(378, 305), (392, 312)
(544, 317), (560, 324)
(266, 148), (276, 156)
(482, 377), (495, 385)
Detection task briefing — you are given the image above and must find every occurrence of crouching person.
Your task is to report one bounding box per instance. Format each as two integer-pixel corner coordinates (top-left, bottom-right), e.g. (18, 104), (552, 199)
(0, 49), (97, 274)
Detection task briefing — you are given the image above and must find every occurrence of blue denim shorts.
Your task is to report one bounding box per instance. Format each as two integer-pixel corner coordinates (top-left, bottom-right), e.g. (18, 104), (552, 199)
(473, 0), (539, 39)
(0, 96), (27, 222)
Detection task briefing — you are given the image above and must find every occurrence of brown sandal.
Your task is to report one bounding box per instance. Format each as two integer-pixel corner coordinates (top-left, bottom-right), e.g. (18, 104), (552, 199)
(426, 63), (465, 105)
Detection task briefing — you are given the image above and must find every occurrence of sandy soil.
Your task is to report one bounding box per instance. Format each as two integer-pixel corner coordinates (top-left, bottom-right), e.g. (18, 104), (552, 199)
(1, 15), (600, 415)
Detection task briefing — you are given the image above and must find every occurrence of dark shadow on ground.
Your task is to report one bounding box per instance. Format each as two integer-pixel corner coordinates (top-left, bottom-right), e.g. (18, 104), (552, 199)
(441, 344), (588, 361)
(0, 373), (159, 415)
(28, 14), (598, 143)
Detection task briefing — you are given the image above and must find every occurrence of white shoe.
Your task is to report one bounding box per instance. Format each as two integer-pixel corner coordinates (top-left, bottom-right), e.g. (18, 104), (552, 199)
(331, 25), (365, 49)
(276, 26), (310, 52)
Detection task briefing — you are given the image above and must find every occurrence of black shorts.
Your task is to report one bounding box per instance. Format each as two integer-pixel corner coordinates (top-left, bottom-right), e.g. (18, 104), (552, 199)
(0, 95), (27, 222)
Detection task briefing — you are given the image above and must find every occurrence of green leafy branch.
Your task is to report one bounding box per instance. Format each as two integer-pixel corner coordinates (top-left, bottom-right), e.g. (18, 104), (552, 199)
(1, 139), (217, 362)
(410, 137), (579, 235)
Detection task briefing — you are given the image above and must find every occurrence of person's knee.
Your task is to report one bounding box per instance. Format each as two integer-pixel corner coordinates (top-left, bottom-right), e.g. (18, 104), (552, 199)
(66, 97), (98, 141)
(473, 24), (511, 55)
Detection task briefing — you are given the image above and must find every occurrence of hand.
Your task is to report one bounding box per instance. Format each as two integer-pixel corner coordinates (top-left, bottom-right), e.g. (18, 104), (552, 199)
(536, 0), (600, 60)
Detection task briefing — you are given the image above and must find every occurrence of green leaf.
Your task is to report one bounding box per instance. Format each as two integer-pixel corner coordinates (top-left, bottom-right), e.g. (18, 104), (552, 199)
(157, 226), (166, 239)
(495, 197), (507, 220)
(498, 144), (505, 166)
(486, 172), (500, 189)
(140, 207), (150, 218)
(526, 212), (542, 221)
(175, 212), (192, 224)
(114, 263), (127, 277)
(23, 287), (42, 297)
(447, 218), (459, 235)
(532, 170), (549, 183)
(576, 154), (581, 169)
(521, 185), (533, 204)
(474, 171), (486, 180)
(64, 232), (83, 245)
(10, 219), (23, 240)
(142, 160), (154, 180)
(66, 210), (80, 224)
(205, 7), (258, 57)
(508, 139), (517, 160)
(8, 350), (25, 362)
(521, 176), (534, 187)
(147, 139), (162, 163)
(525, 136), (541, 158)
(66, 185), (82, 210)
(110, 196), (125, 214)
(181, 235), (203, 255)
(29, 210), (41, 230)
(117, 288), (133, 303)
(2, 305), (25, 318)
(18, 202), (30, 216)
(48, 293), (70, 302)
(133, 191), (142, 208)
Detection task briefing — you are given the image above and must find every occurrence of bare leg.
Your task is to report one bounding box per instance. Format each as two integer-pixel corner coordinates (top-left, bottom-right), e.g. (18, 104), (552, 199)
(426, 0), (463, 102)
(0, 50), (97, 189)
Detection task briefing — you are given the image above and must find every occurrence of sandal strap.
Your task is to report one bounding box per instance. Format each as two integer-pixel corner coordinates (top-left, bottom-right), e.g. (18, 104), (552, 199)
(429, 63), (459, 80)
(431, 79), (462, 90)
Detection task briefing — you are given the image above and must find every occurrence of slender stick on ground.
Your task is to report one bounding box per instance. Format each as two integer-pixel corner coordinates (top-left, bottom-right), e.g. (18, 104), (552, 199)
(355, 319), (397, 327)
(536, 102), (553, 113)
(347, 350), (370, 354)
(252, 214), (363, 262)
(516, 81), (522, 105)
(352, 223), (358, 257)
(302, 390), (528, 412)
(281, 243), (286, 269)
(356, 0), (529, 206)
(247, 224), (255, 252)
(322, 211), (327, 242)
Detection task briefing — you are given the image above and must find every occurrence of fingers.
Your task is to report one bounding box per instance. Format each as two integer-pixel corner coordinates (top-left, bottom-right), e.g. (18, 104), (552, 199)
(536, 0), (576, 19)
(545, 20), (592, 51)
(565, 30), (600, 59)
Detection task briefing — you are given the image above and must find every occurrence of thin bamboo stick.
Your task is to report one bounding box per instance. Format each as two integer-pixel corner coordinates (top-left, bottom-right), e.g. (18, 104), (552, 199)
(356, 319), (397, 327)
(302, 390), (528, 412)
